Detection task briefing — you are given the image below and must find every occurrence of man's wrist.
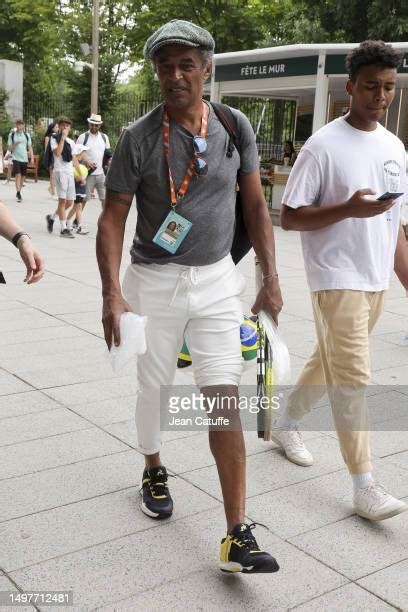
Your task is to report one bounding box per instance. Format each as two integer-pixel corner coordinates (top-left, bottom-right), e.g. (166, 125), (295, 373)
(102, 289), (122, 299)
(262, 272), (279, 284)
(12, 232), (31, 248)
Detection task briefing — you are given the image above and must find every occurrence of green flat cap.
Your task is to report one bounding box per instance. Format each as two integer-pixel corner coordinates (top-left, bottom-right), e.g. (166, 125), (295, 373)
(143, 19), (215, 60)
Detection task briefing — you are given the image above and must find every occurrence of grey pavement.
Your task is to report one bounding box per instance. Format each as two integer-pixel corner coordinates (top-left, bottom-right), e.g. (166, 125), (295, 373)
(0, 178), (407, 611)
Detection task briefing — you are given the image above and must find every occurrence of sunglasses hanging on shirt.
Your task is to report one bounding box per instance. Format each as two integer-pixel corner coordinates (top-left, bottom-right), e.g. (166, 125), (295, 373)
(193, 136), (208, 177)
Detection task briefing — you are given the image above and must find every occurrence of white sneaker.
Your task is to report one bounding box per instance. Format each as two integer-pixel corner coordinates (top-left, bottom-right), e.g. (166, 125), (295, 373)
(271, 429), (314, 466)
(354, 484), (407, 521)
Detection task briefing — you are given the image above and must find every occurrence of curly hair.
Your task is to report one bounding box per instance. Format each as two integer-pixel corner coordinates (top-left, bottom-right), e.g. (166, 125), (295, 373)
(346, 40), (403, 81)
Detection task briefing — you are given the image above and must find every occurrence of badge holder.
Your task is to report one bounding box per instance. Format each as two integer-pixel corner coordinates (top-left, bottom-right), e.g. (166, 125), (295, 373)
(153, 209), (192, 254)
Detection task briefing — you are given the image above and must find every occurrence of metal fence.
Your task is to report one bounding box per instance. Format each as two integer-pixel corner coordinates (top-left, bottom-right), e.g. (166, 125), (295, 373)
(102, 92), (162, 140)
(22, 92), (296, 202)
(24, 91), (296, 151)
(221, 96), (297, 161)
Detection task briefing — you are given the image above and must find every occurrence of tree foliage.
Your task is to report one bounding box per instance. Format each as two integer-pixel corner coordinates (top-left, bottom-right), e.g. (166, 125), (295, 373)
(0, 89), (14, 141)
(0, 0), (61, 94)
(0, 0), (406, 130)
(125, 0), (266, 58)
(260, 0), (408, 45)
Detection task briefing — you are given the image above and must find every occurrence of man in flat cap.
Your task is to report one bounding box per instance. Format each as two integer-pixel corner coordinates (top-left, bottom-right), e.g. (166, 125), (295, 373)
(96, 19), (282, 573)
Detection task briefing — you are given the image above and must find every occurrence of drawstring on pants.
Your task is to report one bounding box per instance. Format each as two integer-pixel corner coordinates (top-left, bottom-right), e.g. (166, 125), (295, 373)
(168, 267), (199, 307)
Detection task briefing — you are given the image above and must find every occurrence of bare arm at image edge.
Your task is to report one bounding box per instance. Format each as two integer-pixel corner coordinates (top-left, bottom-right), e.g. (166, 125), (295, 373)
(394, 224), (408, 291)
(0, 202), (44, 284)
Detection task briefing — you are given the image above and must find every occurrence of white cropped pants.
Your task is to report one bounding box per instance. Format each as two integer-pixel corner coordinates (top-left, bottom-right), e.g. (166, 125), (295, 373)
(122, 254), (244, 454)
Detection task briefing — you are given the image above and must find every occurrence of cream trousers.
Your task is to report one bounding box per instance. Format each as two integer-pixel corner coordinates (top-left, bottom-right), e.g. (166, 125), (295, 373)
(287, 289), (385, 474)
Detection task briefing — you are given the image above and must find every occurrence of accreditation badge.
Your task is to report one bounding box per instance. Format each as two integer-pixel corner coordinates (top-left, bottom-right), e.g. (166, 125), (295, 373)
(153, 210), (192, 254)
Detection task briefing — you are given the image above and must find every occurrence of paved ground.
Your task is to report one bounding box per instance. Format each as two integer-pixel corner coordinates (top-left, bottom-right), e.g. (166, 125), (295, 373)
(0, 179), (407, 611)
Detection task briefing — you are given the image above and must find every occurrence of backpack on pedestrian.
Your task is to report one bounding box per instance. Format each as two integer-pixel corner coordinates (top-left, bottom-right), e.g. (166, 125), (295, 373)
(42, 140), (53, 171)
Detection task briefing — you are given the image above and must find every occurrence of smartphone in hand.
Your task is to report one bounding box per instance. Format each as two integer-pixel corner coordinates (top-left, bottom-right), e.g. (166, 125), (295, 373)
(377, 192), (404, 201)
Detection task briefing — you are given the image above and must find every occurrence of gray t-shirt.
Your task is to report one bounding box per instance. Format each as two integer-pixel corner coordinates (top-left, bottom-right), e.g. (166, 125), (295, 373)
(105, 102), (259, 266)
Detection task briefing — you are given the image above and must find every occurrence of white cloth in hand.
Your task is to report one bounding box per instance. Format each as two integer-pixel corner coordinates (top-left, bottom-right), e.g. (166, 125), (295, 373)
(107, 312), (147, 374)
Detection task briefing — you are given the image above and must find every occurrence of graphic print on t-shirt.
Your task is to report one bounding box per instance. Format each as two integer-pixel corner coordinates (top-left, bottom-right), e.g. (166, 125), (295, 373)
(383, 159), (401, 193)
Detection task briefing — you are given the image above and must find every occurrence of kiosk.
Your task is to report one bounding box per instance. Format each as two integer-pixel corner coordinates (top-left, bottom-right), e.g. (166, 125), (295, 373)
(209, 43), (408, 216)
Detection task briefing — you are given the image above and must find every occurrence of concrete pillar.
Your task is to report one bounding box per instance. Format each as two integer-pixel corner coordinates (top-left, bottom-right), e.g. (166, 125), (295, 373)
(210, 60), (221, 103)
(0, 60), (23, 120)
(312, 53), (329, 133)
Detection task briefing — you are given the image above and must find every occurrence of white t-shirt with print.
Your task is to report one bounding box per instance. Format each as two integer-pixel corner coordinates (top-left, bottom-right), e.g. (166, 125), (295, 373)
(76, 131), (110, 175)
(282, 117), (406, 292)
(51, 136), (75, 175)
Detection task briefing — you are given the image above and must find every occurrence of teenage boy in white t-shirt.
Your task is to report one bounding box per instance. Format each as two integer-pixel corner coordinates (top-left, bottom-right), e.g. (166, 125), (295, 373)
(275, 41), (408, 521)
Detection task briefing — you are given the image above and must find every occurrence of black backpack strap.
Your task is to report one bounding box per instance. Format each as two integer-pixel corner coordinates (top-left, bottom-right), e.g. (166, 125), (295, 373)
(211, 102), (252, 265)
(83, 131), (106, 146)
(210, 102), (240, 158)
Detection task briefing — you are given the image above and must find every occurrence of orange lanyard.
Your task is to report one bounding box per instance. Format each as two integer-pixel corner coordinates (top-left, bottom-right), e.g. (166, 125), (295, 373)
(163, 101), (209, 208)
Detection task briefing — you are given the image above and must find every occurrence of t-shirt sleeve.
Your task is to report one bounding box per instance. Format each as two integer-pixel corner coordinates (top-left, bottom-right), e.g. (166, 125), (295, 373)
(28, 134), (32, 147)
(105, 134), (111, 148)
(282, 148), (322, 209)
(232, 109), (259, 176)
(50, 136), (58, 151)
(105, 129), (141, 194)
(76, 133), (85, 146)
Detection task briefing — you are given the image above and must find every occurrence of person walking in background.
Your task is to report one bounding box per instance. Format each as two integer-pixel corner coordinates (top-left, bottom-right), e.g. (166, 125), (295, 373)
(7, 119), (34, 203)
(2, 150), (13, 183)
(45, 117), (85, 238)
(76, 113), (110, 208)
(44, 120), (59, 197)
(66, 143), (90, 235)
(276, 41), (408, 521)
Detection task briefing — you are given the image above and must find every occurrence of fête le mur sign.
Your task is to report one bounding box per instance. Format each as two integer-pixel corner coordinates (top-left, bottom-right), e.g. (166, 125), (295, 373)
(215, 53), (408, 82)
(215, 56), (318, 81)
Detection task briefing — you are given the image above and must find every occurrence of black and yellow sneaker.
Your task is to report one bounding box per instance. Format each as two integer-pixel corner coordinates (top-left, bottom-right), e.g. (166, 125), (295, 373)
(139, 465), (173, 519)
(219, 522), (279, 574)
